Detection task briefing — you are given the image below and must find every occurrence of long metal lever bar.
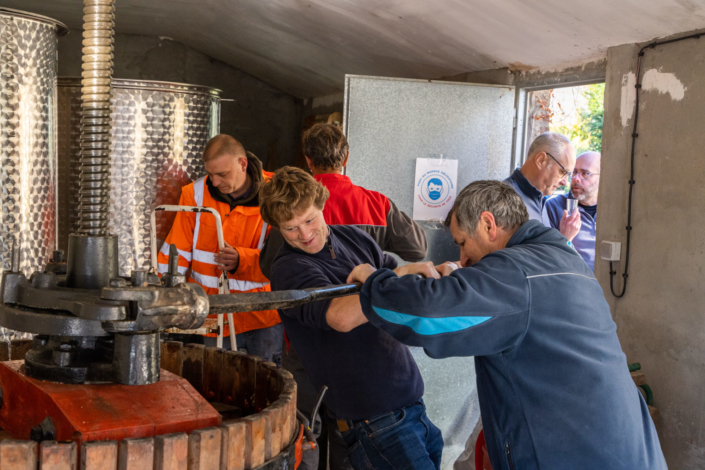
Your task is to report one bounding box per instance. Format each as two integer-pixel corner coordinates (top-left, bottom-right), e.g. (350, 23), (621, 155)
(208, 283), (362, 315)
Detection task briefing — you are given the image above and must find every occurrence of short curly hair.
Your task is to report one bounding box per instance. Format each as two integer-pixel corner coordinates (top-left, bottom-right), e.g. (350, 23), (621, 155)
(302, 123), (349, 170)
(259, 166), (330, 228)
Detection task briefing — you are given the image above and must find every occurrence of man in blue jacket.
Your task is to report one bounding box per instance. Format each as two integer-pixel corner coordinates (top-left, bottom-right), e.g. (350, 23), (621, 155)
(348, 180), (666, 470)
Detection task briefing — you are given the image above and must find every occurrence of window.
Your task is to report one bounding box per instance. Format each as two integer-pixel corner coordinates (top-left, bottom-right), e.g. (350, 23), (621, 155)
(522, 83), (604, 193)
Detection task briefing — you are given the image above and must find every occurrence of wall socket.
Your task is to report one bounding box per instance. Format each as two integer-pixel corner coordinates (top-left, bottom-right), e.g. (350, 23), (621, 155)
(600, 241), (621, 261)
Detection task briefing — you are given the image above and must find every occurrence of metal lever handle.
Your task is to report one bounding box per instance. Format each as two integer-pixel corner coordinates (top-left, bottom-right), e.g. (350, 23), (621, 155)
(207, 283), (362, 315)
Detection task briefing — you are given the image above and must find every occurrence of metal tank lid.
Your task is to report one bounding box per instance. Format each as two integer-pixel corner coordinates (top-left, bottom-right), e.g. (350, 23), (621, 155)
(0, 7), (69, 36)
(58, 77), (222, 97)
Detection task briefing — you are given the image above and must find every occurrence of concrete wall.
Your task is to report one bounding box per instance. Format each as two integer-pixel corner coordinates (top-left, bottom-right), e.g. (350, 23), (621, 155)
(597, 30), (705, 469)
(57, 31), (303, 170)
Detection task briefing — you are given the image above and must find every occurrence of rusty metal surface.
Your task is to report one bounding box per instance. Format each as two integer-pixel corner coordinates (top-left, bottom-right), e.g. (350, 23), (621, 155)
(0, 10), (64, 343)
(57, 78), (221, 276)
(0, 361), (220, 442)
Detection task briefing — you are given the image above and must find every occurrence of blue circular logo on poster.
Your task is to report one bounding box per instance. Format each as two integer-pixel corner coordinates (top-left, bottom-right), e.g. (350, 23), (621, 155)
(419, 172), (452, 205)
(427, 178), (444, 201)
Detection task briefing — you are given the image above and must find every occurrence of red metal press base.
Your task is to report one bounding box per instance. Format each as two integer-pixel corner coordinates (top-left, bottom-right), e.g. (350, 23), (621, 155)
(0, 361), (220, 443)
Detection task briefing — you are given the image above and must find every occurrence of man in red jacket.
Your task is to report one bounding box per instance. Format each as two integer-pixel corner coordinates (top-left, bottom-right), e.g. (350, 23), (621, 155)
(304, 123), (427, 260)
(261, 123), (427, 470)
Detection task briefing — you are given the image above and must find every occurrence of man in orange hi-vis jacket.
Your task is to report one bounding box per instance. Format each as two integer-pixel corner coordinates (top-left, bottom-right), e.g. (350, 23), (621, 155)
(158, 134), (283, 365)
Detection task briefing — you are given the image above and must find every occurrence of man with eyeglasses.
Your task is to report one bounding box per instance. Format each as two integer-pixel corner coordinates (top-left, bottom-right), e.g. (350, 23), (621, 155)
(544, 151), (601, 270)
(503, 132), (577, 223)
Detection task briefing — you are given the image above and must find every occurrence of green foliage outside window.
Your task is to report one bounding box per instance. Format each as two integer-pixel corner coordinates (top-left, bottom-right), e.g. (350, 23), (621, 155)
(552, 83), (604, 155)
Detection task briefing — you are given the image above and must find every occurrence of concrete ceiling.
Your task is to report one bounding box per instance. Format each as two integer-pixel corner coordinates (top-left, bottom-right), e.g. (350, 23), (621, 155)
(5, 0), (705, 98)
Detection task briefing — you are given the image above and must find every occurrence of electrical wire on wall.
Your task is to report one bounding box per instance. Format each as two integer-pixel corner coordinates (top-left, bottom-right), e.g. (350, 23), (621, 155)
(609, 32), (702, 298)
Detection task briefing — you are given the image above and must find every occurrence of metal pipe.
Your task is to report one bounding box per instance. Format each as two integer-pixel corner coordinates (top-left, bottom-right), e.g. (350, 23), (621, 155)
(77, 0), (115, 236)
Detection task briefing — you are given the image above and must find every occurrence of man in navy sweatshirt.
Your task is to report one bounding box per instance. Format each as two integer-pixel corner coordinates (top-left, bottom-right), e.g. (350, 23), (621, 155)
(259, 166), (443, 470)
(348, 180), (667, 470)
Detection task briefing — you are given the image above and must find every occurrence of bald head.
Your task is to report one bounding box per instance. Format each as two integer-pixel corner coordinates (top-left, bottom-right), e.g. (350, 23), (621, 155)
(571, 151), (601, 205)
(203, 134), (246, 163)
(576, 151), (601, 169)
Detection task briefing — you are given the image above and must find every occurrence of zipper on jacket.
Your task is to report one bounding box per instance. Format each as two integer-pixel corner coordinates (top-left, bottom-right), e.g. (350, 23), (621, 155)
(326, 240), (336, 260)
(505, 443), (516, 470)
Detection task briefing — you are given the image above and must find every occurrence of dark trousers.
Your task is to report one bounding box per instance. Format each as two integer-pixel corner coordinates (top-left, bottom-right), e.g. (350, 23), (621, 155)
(341, 399), (443, 470)
(282, 340), (352, 470)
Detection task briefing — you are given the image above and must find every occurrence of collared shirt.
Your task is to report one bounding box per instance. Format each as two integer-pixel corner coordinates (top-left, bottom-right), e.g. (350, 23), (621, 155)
(543, 193), (597, 270)
(503, 168), (546, 223)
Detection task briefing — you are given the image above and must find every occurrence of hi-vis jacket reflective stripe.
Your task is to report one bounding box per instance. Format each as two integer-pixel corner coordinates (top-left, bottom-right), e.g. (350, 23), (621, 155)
(157, 175), (280, 335)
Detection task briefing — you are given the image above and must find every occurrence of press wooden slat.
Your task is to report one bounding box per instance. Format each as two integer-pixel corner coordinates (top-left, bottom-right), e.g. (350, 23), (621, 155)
(269, 397), (291, 447)
(236, 355), (260, 414)
(221, 351), (245, 408)
(9, 340), (32, 361)
(272, 401), (289, 451)
(118, 437), (154, 470)
(0, 342), (10, 362)
(280, 381), (297, 444)
(219, 422), (246, 470)
(266, 366), (285, 404)
(160, 341), (184, 377)
(276, 368), (293, 382)
(242, 415), (265, 469)
(254, 363), (273, 411)
(202, 348), (224, 403)
(260, 409), (279, 460)
(81, 441), (117, 470)
(40, 441), (77, 470)
(154, 433), (188, 470)
(0, 440), (37, 470)
(267, 403), (286, 454)
(187, 427), (221, 470)
(182, 344), (206, 394)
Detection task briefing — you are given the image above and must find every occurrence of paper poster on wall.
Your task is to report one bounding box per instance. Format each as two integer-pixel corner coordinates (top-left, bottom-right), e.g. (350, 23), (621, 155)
(413, 157), (458, 221)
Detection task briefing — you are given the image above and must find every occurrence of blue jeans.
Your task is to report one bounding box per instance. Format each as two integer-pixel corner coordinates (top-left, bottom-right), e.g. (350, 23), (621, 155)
(203, 323), (283, 367)
(341, 399), (443, 470)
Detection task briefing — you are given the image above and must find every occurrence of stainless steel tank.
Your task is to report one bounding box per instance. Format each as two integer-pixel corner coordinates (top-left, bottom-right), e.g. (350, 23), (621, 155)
(0, 9), (68, 341)
(58, 78), (221, 276)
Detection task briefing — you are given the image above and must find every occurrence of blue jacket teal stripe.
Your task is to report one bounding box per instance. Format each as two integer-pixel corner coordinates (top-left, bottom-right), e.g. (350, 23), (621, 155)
(359, 220), (666, 470)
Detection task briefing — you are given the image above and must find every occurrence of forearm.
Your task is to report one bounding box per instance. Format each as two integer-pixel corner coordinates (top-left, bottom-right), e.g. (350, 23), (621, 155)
(359, 267), (529, 357)
(325, 295), (367, 332)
